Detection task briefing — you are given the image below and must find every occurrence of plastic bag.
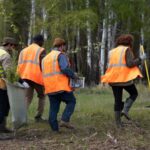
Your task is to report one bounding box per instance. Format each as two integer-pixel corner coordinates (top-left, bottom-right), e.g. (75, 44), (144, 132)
(5, 80), (28, 129)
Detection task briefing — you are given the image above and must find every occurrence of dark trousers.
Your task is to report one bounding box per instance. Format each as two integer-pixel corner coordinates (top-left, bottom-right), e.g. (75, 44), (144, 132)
(111, 84), (138, 111)
(48, 91), (76, 131)
(0, 89), (10, 123)
(24, 79), (45, 116)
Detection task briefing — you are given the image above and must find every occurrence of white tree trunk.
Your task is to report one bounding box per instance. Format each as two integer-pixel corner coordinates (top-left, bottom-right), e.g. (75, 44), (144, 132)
(111, 21), (117, 48)
(65, 0), (72, 51)
(28, 0), (35, 45)
(41, 6), (47, 40)
(107, 11), (112, 51)
(76, 26), (80, 48)
(100, 19), (107, 75)
(140, 14), (144, 45)
(86, 0), (92, 69)
(76, 26), (80, 72)
(107, 11), (117, 50)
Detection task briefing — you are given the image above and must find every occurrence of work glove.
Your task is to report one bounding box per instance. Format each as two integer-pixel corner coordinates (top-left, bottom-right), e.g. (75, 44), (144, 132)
(22, 81), (30, 88)
(140, 53), (147, 60)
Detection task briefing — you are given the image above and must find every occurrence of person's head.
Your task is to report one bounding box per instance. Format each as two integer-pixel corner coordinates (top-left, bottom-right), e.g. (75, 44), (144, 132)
(32, 34), (44, 47)
(53, 38), (66, 52)
(115, 34), (134, 48)
(2, 37), (17, 52)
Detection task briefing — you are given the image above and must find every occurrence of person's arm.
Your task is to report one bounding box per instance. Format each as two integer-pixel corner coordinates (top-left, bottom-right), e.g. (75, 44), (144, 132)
(58, 53), (76, 79)
(1, 53), (11, 71)
(125, 48), (141, 68)
(39, 49), (46, 70)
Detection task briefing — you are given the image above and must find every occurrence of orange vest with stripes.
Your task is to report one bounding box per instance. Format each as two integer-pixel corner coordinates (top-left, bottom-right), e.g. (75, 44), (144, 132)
(17, 43), (44, 85)
(42, 50), (72, 94)
(101, 46), (143, 83)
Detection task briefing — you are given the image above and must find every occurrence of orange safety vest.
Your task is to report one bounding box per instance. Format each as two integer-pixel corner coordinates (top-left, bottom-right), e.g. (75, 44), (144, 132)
(101, 46), (143, 83)
(17, 43), (44, 85)
(42, 50), (72, 94)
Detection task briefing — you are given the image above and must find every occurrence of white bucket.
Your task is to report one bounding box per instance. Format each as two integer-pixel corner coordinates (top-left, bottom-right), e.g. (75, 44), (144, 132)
(5, 81), (27, 129)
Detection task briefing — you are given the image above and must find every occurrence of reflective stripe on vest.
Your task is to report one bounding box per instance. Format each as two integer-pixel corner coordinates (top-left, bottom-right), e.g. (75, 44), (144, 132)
(18, 47), (41, 65)
(42, 50), (72, 94)
(42, 52), (63, 78)
(108, 47), (126, 68)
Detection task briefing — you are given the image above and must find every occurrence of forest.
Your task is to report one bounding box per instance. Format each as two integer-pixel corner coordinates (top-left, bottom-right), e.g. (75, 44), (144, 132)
(0, 1), (150, 149)
(0, 0), (150, 85)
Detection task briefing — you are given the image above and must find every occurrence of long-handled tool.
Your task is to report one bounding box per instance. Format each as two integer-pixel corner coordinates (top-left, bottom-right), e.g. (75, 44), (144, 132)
(140, 45), (150, 89)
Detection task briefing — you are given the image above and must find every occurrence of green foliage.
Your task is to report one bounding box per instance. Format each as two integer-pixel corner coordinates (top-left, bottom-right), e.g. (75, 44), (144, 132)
(1, 0), (150, 85)
(5, 51), (19, 83)
(64, 9), (98, 28)
(11, 0), (31, 43)
(109, 0), (147, 32)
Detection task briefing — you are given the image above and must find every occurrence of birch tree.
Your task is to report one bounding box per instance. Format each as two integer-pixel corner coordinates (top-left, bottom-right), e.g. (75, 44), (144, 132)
(28, 0), (35, 45)
(86, 0), (92, 69)
(100, 18), (107, 76)
(1, 0), (149, 85)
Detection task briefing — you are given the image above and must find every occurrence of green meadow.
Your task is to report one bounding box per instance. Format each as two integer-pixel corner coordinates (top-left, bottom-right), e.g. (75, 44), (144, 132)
(1, 84), (150, 150)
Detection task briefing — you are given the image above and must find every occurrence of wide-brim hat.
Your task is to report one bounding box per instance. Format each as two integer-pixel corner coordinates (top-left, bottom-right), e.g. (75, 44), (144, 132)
(2, 37), (17, 46)
(53, 38), (66, 47)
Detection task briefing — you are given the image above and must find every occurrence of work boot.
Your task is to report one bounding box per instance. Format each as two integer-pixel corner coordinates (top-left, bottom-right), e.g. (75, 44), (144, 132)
(121, 98), (134, 120)
(0, 119), (12, 133)
(34, 114), (47, 123)
(115, 111), (124, 128)
(59, 120), (75, 129)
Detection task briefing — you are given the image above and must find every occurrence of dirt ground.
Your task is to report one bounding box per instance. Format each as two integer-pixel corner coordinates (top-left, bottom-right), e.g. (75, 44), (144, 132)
(0, 124), (149, 150)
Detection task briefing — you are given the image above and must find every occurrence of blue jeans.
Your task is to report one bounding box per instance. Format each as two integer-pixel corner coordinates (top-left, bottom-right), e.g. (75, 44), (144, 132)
(48, 91), (76, 131)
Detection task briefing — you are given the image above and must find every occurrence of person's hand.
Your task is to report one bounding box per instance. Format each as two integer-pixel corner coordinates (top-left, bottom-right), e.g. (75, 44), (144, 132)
(22, 81), (30, 88)
(74, 73), (79, 81)
(140, 53), (147, 60)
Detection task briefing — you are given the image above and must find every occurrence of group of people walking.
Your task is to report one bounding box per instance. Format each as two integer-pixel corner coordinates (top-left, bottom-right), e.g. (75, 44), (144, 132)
(0, 35), (78, 133)
(0, 33), (146, 134)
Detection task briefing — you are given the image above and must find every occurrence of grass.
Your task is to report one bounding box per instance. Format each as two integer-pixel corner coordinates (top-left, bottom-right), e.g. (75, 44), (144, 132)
(3, 84), (150, 150)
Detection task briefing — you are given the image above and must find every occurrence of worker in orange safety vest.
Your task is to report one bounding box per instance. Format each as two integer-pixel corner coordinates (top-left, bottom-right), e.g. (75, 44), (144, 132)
(101, 34), (146, 127)
(42, 37), (78, 131)
(17, 34), (46, 122)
